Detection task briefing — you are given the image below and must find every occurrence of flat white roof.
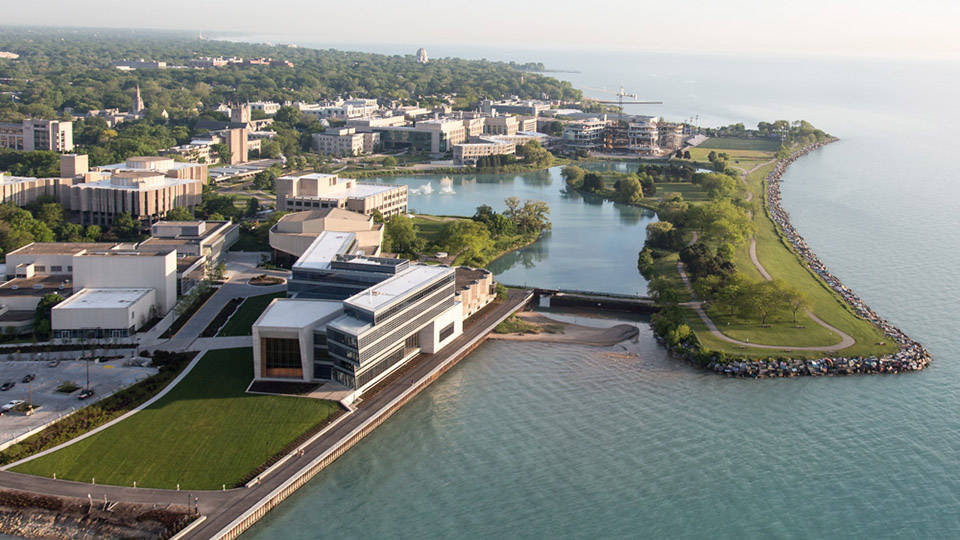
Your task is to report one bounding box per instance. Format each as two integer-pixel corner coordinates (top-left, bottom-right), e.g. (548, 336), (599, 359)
(345, 264), (452, 312)
(255, 298), (343, 329)
(53, 288), (152, 310)
(77, 175), (199, 191)
(284, 174), (402, 201)
(292, 231), (356, 271)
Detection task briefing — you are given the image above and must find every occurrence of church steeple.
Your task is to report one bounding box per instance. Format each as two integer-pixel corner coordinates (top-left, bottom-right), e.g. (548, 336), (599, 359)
(133, 84), (144, 114)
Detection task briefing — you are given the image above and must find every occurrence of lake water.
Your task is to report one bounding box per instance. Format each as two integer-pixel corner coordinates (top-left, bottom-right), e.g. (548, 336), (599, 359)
(364, 162), (651, 295)
(236, 44), (960, 538)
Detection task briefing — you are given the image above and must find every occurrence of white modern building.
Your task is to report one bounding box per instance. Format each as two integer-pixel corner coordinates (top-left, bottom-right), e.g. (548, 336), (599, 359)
(51, 288), (156, 338)
(253, 230), (491, 399)
(1, 242), (179, 337)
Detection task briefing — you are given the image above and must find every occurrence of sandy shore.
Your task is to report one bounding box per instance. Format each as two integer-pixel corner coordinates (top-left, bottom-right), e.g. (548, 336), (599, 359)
(488, 313), (638, 346)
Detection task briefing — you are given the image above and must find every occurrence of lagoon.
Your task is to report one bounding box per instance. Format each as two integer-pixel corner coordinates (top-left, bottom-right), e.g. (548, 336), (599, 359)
(364, 162), (653, 295)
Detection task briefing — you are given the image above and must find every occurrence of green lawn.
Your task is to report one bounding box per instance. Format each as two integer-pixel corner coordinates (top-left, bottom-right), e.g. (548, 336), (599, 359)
(218, 292), (286, 336)
(686, 147), (773, 173)
(696, 136), (781, 152)
(652, 182), (710, 202)
(13, 348), (341, 489)
(411, 215), (459, 244)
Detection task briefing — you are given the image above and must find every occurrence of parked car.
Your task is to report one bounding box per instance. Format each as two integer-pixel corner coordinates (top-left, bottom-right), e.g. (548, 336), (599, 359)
(0, 382), (15, 391)
(0, 400), (24, 414)
(21, 374), (35, 384)
(77, 389), (95, 400)
(47, 360), (60, 368)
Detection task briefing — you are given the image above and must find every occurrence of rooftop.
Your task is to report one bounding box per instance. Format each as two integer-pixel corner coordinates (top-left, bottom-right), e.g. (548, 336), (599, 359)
(78, 249), (175, 258)
(292, 231), (357, 272)
(0, 275), (72, 297)
(255, 298), (343, 329)
(345, 264), (453, 313)
(77, 174), (200, 191)
(52, 288), (152, 310)
(284, 174), (404, 201)
(276, 207), (365, 224)
(7, 242), (116, 256)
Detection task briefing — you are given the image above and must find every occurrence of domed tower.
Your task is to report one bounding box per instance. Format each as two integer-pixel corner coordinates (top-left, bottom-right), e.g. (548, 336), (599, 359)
(417, 48), (429, 64)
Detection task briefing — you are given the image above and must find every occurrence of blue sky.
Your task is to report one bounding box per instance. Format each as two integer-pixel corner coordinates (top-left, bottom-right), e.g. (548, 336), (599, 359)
(4, 0), (958, 59)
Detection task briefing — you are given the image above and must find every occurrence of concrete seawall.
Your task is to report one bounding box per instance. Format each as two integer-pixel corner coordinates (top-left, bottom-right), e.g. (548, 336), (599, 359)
(205, 291), (533, 540)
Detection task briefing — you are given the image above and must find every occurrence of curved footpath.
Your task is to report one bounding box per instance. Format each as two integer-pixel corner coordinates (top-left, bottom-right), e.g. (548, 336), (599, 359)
(671, 141), (931, 377)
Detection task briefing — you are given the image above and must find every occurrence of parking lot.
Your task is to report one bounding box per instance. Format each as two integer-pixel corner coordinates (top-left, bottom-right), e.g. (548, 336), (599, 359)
(0, 358), (158, 447)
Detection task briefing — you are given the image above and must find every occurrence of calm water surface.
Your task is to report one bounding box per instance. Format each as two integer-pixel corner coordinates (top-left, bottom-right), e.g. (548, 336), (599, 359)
(365, 161), (649, 295)
(244, 49), (960, 538)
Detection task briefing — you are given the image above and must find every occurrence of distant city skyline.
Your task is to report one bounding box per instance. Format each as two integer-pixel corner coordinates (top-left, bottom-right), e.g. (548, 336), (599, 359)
(3, 0), (958, 60)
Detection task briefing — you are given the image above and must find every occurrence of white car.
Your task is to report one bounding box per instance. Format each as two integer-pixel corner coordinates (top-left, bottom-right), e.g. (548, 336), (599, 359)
(0, 400), (25, 414)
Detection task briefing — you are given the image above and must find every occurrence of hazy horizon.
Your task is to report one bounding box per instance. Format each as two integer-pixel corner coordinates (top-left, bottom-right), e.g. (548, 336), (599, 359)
(3, 0), (959, 61)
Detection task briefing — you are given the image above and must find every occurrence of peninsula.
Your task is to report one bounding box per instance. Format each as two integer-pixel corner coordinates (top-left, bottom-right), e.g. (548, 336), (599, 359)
(621, 125), (931, 377)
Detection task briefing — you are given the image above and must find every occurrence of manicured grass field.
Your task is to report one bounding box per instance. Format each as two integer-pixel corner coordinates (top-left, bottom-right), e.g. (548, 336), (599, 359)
(218, 292), (286, 336)
(652, 182), (710, 202)
(13, 348), (341, 489)
(411, 215), (458, 243)
(686, 147), (773, 173)
(696, 136), (781, 152)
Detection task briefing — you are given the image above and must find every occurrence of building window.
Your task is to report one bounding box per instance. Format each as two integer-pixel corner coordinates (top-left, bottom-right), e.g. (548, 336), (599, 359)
(439, 322), (455, 342)
(263, 337), (301, 370)
(35, 266), (46, 272)
(50, 266), (62, 272)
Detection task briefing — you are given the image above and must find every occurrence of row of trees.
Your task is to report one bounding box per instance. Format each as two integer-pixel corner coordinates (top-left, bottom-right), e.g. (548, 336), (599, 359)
(561, 166), (652, 204)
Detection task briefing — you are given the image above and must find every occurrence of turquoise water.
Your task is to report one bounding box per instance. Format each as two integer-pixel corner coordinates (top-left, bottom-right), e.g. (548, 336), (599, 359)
(243, 49), (960, 538)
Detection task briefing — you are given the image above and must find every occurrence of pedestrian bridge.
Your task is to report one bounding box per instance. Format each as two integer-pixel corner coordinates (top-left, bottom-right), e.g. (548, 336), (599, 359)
(501, 286), (658, 313)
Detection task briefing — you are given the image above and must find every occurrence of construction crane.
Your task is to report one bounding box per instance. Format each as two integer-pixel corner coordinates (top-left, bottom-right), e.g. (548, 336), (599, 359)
(592, 87), (663, 125)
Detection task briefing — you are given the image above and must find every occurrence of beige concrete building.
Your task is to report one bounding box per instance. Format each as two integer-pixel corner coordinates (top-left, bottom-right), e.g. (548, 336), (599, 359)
(455, 267), (495, 319)
(275, 173), (407, 217)
(71, 156), (207, 225)
(484, 115), (519, 136)
(0, 174), (77, 207)
(346, 116), (407, 129)
(0, 119), (73, 152)
(452, 139), (516, 165)
(224, 127), (249, 164)
(517, 116), (539, 132)
(140, 220), (238, 260)
(461, 116), (486, 138)
(269, 207), (384, 265)
(311, 127), (379, 156)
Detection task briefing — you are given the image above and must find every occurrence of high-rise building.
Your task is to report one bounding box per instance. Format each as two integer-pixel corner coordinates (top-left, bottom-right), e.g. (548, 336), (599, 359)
(0, 119), (74, 152)
(417, 47), (429, 64)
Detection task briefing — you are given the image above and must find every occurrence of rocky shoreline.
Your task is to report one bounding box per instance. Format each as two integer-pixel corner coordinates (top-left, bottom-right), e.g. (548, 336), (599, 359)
(671, 140), (932, 378)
